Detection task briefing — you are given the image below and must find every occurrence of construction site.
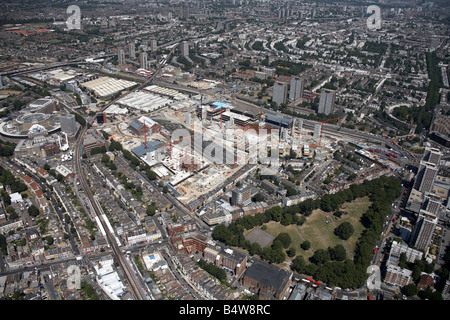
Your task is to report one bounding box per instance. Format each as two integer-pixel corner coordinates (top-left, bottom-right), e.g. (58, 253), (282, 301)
(95, 83), (347, 206)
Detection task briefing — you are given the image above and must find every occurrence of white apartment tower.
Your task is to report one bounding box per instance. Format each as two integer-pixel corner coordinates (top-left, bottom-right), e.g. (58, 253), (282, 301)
(139, 52), (148, 69)
(118, 48), (126, 65)
(128, 43), (136, 59)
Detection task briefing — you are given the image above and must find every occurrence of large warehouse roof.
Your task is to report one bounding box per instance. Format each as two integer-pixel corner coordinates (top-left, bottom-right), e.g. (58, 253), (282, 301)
(81, 76), (137, 97)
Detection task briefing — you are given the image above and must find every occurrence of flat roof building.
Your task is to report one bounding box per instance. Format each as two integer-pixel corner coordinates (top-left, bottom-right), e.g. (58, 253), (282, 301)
(384, 264), (412, 287)
(264, 113), (293, 129)
(414, 161), (439, 194)
(410, 209), (438, 253)
(81, 76), (137, 98)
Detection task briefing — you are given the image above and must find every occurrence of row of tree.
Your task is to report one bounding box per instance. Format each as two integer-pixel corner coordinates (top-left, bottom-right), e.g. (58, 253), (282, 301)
(0, 140), (16, 157)
(0, 165), (27, 194)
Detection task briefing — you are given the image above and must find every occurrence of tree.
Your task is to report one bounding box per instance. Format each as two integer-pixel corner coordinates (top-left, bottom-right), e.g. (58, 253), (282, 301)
(287, 247), (296, 257)
(45, 236), (54, 246)
(251, 193), (264, 202)
(296, 215), (306, 226)
(146, 204), (158, 216)
(267, 206), (282, 222)
(280, 213), (293, 226)
(291, 255), (306, 273)
(275, 233), (291, 249)
(329, 244), (346, 261)
(403, 283), (418, 297)
(145, 169), (157, 180)
(28, 204), (40, 217)
(310, 249), (330, 265)
(101, 153), (110, 163)
(334, 221), (354, 240)
(301, 240), (311, 250)
(249, 242), (262, 256)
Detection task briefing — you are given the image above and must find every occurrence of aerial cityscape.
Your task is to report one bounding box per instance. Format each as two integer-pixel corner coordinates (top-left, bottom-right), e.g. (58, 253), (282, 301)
(0, 0), (449, 306)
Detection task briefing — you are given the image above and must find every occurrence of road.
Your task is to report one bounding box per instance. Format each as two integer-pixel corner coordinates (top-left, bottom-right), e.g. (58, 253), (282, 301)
(0, 158), (80, 256)
(0, 54), (115, 77)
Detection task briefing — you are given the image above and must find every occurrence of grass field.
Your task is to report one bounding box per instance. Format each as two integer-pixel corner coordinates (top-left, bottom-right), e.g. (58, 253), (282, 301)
(262, 197), (372, 262)
(337, 196), (372, 253)
(0, 90), (21, 98)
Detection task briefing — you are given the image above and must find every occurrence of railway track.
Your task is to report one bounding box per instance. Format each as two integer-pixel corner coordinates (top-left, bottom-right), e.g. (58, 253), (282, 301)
(74, 125), (146, 300)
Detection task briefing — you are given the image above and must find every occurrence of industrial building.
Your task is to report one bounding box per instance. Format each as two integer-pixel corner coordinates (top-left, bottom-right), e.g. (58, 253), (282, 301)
(143, 85), (187, 100)
(81, 76), (137, 98)
(94, 257), (125, 300)
(116, 90), (172, 112)
(60, 113), (78, 135)
(264, 113), (293, 129)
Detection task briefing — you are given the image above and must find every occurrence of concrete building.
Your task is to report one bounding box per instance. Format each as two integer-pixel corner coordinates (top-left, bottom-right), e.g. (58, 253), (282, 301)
(262, 67), (276, 78)
(272, 82), (288, 106)
(181, 41), (190, 57)
(230, 185), (252, 206)
(297, 119), (303, 133)
(149, 39), (157, 52)
(414, 161), (439, 193)
(422, 147), (442, 165)
(410, 209), (438, 253)
(128, 43), (136, 59)
(139, 51), (148, 69)
(118, 48), (125, 65)
(318, 89), (335, 115)
(289, 77), (304, 102)
(314, 123), (322, 141)
(185, 112), (192, 126)
(240, 260), (292, 300)
(29, 98), (57, 114)
(384, 264), (412, 287)
(82, 130), (108, 155)
(60, 113), (77, 135)
(181, 5), (190, 19)
(387, 241), (423, 266)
